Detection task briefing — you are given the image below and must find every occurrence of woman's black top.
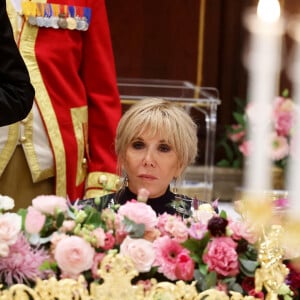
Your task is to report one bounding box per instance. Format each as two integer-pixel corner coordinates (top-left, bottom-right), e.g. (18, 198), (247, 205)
(79, 186), (196, 217)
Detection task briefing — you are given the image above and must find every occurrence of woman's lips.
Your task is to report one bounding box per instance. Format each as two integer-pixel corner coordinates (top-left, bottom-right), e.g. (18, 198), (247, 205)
(138, 174), (157, 180)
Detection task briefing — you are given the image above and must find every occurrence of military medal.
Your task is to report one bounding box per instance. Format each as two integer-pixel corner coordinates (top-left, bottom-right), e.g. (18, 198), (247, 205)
(21, 1), (92, 31)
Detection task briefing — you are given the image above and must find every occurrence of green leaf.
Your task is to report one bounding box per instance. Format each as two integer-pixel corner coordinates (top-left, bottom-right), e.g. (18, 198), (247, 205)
(239, 257), (259, 277)
(56, 211), (65, 228)
(84, 210), (103, 227)
(123, 216), (145, 238)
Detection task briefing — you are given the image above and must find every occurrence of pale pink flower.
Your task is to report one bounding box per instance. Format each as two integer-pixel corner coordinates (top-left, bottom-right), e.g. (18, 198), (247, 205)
(60, 220), (76, 232)
(0, 213), (21, 252)
(192, 203), (216, 224)
(153, 235), (189, 280)
(203, 237), (239, 277)
(118, 200), (157, 231)
(174, 252), (195, 281)
(92, 227), (106, 248)
(25, 206), (46, 234)
(32, 195), (68, 215)
(228, 219), (258, 244)
(270, 133), (289, 161)
(157, 214), (188, 243)
(120, 236), (155, 272)
(0, 234), (49, 286)
(137, 188), (150, 203)
(227, 124), (245, 143)
(54, 235), (95, 277)
(188, 222), (207, 240)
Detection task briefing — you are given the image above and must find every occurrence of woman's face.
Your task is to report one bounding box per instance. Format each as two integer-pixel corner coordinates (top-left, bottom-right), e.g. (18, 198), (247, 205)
(122, 130), (182, 198)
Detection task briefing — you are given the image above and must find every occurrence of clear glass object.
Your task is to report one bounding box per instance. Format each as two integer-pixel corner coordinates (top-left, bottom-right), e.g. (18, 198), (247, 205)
(117, 78), (221, 202)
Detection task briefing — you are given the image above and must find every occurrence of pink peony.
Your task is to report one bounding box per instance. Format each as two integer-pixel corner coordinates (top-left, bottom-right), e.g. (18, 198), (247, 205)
(32, 195), (68, 215)
(153, 235), (189, 280)
(0, 213), (21, 251)
(203, 236), (239, 277)
(25, 206), (46, 234)
(118, 201), (157, 230)
(174, 252), (195, 281)
(54, 235), (95, 277)
(120, 236), (155, 272)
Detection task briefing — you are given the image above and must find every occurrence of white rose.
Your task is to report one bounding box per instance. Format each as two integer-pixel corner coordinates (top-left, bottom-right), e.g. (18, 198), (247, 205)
(0, 195), (15, 211)
(0, 213), (21, 246)
(120, 236), (155, 273)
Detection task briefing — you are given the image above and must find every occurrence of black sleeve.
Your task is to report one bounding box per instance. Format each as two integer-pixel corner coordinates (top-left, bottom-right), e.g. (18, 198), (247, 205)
(0, 0), (34, 126)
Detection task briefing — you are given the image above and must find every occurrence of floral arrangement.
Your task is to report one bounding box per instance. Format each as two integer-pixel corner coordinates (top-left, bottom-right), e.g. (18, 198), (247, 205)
(0, 193), (299, 299)
(217, 90), (294, 174)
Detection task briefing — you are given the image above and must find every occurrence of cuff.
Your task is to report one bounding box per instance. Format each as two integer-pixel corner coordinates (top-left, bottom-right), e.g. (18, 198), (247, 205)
(84, 171), (121, 199)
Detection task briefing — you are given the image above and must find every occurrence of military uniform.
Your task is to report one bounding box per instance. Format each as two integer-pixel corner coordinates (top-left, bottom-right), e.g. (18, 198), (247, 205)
(1, 0), (121, 207)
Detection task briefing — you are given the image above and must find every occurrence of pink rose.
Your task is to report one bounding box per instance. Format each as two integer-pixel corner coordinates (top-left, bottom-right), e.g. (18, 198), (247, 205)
(120, 236), (155, 272)
(118, 201), (157, 230)
(25, 206), (46, 234)
(137, 188), (150, 203)
(203, 237), (239, 276)
(174, 252), (195, 281)
(32, 195), (68, 215)
(0, 213), (21, 248)
(54, 236), (95, 276)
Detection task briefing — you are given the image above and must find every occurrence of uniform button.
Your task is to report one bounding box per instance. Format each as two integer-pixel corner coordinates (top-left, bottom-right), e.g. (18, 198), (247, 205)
(82, 158), (87, 165)
(20, 136), (27, 143)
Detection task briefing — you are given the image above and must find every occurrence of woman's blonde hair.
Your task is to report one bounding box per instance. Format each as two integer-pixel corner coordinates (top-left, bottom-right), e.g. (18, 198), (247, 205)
(115, 98), (198, 175)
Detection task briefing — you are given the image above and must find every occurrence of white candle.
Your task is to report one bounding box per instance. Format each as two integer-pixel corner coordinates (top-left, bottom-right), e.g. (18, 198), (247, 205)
(287, 21), (300, 217)
(243, 0), (284, 193)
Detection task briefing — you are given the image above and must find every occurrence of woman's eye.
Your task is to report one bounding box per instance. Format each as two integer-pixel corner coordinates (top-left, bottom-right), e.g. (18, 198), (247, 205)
(159, 144), (171, 152)
(132, 141), (145, 149)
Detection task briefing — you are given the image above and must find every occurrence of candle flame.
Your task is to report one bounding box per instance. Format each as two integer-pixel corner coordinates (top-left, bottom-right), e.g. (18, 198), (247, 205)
(257, 0), (281, 23)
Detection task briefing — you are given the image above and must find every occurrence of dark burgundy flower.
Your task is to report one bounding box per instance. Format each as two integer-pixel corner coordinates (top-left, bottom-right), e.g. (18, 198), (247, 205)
(207, 216), (228, 237)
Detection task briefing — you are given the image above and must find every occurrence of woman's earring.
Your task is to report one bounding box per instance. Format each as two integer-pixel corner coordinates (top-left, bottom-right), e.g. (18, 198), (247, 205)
(172, 177), (178, 194)
(123, 174), (128, 187)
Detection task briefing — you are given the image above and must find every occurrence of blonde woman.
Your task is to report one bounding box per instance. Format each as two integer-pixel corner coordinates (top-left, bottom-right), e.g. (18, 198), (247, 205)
(83, 98), (199, 216)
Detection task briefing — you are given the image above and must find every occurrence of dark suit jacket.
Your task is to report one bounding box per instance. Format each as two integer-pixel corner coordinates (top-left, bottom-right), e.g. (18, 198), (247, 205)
(0, 0), (34, 126)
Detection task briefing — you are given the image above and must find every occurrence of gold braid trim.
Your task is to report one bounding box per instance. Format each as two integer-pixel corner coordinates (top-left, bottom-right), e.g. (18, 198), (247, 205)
(84, 172), (121, 198)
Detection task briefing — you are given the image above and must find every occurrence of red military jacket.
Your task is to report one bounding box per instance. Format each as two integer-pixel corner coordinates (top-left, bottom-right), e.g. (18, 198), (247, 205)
(9, 0), (122, 201)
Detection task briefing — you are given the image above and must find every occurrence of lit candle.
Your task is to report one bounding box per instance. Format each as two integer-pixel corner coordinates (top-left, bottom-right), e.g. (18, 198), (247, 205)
(243, 0), (284, 193)
(287, 20), (300, 217)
